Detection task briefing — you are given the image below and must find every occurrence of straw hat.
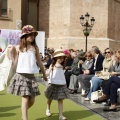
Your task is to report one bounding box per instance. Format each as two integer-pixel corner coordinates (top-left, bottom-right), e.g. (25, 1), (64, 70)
(53, 49), (66, 58)
(20, 25), (38, 38)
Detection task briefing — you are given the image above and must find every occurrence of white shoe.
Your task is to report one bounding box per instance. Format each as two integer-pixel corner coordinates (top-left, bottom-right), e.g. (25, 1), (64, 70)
(84, 97), (90, 101)
(46, 109), (51, 117)
(59, 115), (67, 120)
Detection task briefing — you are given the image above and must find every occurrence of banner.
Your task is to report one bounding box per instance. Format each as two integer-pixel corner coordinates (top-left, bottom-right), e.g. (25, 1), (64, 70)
(0, 29), (45, 56)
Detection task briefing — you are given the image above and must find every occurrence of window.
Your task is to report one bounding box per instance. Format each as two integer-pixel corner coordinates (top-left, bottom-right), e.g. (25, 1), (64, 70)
(0, 0), (7, 16)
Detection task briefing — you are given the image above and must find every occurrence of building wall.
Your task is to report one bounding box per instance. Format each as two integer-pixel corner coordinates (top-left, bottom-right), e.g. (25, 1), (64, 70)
(1, 0), (120, 52)
(108, 0), (120, 51)
(39, 0), (50, 37)
(39, 0), (120, 52)
(0, 0), (22, 29)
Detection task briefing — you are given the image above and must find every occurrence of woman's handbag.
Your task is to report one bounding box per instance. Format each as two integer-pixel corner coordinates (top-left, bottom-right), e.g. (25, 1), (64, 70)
(96, 71), (110, 80)
(90, 90), (103, 103)
(0, 46), (17, 91)
(71, 63), (82, 75)
(0, 48), (12, 91)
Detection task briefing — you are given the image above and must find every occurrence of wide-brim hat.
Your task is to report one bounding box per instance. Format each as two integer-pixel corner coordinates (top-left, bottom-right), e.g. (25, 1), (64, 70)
(20, 25), (38, 38)
(53, 49), (66, 58)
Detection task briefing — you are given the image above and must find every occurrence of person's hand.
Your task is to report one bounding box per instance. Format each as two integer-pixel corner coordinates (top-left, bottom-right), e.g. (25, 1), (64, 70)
(65, 66), (70, 70)
(79, 60), (84, 64)
(43, 75), (48, 81)
(110, 72), (117, 76)
(83, 70), (90, 74)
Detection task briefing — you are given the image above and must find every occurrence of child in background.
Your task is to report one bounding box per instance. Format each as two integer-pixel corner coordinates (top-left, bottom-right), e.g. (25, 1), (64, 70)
(44, 49), (69, 120)
(7, 25), (47, 120)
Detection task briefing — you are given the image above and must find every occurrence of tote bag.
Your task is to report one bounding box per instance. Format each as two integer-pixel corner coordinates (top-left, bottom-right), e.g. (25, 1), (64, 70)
(0, 47), (15, 91)
(90, 90), (103, 103)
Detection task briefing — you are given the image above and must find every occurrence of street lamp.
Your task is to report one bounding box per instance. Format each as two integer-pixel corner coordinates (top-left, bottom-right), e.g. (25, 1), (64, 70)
(80, 12), (95, 52)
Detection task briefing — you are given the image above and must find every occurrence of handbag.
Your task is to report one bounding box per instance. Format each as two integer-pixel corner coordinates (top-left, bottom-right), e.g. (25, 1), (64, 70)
(90, 90), (103, 103)
(96, 71), (110, 80)
(71, 63), (82, 75)
(0, 46), (17, 91)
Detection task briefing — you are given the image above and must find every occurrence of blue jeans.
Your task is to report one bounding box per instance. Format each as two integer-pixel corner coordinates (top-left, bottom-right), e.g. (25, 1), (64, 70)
(87, 76), (103, 98)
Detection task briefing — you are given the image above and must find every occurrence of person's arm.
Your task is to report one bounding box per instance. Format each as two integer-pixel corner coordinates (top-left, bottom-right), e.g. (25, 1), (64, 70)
(8, 45), (19, 67)
(46, 64), (53, 77)
(36, 46), (47, 81)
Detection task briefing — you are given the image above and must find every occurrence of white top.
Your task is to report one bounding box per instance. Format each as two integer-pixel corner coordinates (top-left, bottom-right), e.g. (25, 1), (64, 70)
(16, 50), (39, 73)
(48, 67), (66, 85)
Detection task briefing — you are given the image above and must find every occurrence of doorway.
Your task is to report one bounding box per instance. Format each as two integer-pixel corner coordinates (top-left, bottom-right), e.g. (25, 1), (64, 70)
(21, 0), (39, 30)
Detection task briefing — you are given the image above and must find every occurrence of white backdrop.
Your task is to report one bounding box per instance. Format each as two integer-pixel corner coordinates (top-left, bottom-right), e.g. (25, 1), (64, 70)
(0, 29), (45, 56)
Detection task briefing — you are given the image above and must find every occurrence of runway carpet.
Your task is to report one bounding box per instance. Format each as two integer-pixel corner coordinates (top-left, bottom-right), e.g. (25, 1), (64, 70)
(0, 83), (104, 120)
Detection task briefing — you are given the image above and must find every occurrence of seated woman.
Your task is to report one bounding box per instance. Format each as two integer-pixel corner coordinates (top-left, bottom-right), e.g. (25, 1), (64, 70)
(93, 49), (120, 112)
(77, 52), (93, 96)
(85, 48), (115, 101)
(68, 51), (86, 94)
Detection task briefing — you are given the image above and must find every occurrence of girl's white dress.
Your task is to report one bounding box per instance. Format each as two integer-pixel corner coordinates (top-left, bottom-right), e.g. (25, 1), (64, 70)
(45, 67), (69, 100)
(7, 50), (40, 96)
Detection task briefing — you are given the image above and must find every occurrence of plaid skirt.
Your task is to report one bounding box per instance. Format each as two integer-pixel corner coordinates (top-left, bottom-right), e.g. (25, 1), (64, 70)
(44, 84), (70, 100)
(7, 73), (40, 96)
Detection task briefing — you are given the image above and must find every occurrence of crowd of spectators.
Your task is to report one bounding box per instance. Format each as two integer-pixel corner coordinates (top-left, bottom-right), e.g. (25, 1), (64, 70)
(41, 46), (120, 112)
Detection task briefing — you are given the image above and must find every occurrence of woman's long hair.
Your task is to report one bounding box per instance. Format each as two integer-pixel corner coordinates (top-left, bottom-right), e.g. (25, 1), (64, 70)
(19, 35), (37, 52)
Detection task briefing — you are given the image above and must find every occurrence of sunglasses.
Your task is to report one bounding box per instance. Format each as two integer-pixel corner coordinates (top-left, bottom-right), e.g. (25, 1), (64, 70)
(86, 56), (91, 57)
(105, 51), (110, 54)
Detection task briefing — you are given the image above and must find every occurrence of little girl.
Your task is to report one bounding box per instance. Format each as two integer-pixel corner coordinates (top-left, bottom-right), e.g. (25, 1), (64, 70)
(44, 49), (69, 120)
(7, 25), (47, 120)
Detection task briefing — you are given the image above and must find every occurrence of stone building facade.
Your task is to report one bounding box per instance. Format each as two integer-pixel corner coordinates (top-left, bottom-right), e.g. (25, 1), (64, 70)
(39, 0), (120, 52)
(0, 0), (120, 52)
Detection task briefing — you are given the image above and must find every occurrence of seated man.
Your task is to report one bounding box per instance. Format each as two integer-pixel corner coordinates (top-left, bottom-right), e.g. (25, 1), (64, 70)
(85, 48), (115, 101)
(78, 46), (104, 97)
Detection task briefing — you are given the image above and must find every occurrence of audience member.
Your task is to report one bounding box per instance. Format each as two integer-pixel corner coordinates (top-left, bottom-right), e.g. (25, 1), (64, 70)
(93, 49), (120, 112)
(78, 46), (104, 96)
(78, 52), (93, 96)
(85, 48), (115, 101)
(68, 51), (86, 94)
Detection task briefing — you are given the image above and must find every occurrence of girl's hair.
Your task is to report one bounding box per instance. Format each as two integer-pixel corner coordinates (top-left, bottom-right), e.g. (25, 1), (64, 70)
(19, 35), (37, 52)
(51, 57), (65, 69)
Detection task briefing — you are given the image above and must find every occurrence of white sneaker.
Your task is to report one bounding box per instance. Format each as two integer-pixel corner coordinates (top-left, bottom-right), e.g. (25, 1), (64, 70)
(46, 109), (51, 117)
(59, 115), (67, 120)
(84, 97), (90, 101)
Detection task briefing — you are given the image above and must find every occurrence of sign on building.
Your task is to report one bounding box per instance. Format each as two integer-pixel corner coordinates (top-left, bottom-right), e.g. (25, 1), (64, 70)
(0, 29), (45, 56)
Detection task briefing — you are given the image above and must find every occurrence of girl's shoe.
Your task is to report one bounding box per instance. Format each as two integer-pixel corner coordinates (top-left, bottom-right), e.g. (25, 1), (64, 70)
(59, 115), (67, 120)
(46, 109), (51, 117)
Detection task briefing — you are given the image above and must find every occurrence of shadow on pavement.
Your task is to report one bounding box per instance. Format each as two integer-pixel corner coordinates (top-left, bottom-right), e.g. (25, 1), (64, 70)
(36, 110), (96, 120)
(0, 113), (16, 117)
(0, 105), (20, 112)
